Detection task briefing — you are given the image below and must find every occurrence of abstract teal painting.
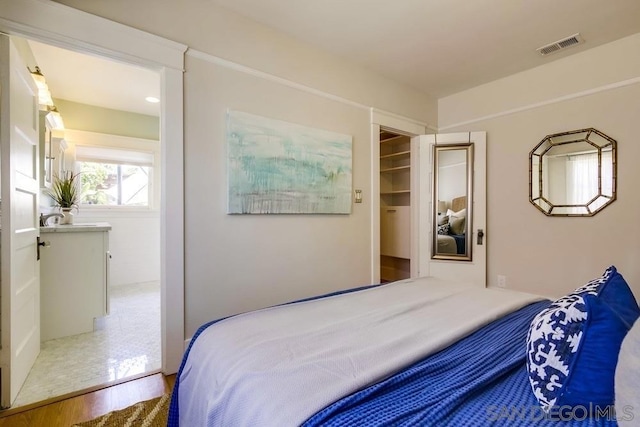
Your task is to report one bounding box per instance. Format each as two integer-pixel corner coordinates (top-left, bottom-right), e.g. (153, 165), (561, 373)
(227, 110), (352, 214)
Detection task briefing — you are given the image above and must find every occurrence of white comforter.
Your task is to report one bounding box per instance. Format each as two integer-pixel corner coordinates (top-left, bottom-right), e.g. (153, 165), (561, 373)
(178, 277), (541, 426)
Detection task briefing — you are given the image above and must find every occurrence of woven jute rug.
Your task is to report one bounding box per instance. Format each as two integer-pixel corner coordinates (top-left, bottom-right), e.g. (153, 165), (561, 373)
(72, 393), (170, 427)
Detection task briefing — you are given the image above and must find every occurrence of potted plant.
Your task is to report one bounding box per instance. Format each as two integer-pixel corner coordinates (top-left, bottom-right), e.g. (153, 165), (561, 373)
(46, 171), (81, 224)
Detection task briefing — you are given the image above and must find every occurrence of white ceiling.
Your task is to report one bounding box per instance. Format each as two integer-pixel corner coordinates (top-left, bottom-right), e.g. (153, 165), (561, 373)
(28, 40), (160, 117)
(27, 0), (640, 114)
(212, 0), (640, 98)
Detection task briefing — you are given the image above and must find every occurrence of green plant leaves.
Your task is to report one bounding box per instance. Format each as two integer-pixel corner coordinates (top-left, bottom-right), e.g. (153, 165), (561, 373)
(46, 171), (81, 209)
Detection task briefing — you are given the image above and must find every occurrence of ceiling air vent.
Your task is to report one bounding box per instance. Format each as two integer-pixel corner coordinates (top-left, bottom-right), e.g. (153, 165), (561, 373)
(536, 33), (584, 56)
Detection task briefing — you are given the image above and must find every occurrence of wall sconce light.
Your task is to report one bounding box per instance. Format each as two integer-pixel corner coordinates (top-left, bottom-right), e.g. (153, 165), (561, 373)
(29, 66), (47, 89)
(45, 106), (65, 131)
(354, 189), (363, 203)
(28, 66), (54, 108)
(38, 87), (54, 108)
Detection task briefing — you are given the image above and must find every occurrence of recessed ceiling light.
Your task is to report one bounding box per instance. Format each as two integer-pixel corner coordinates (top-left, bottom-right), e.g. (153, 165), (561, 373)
(145, 96), (160, 103)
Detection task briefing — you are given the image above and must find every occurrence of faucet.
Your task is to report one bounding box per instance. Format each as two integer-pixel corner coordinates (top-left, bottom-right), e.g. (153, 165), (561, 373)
(40, 213), (64, 227)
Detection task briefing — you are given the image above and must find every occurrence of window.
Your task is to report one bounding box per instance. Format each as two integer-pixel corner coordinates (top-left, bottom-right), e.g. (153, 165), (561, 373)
(566, 150), (613, 213)
(76, 146), (154, 207)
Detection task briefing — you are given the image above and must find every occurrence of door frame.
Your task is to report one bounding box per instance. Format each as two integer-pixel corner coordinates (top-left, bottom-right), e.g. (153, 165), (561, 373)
(370, 109), (431, 283)
(0, 0), (186, 375)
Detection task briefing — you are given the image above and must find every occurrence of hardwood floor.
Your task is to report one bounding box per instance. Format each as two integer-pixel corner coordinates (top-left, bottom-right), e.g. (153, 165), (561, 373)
(0, 373), (175, 426)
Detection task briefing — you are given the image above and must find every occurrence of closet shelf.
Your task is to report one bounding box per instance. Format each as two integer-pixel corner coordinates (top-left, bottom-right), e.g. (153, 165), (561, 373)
(380, 165), (410, 173)
(380, 135), (405, 144)
(380, 151), (410, 160)
(381, 190), (410, 195)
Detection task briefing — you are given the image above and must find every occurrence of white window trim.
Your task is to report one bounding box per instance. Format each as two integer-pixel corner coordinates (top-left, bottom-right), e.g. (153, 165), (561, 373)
(65, 129), (161, 211)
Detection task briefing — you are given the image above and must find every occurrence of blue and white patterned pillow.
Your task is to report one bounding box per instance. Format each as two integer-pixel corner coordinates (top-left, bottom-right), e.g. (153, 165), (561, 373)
(526, 266), (640, 411)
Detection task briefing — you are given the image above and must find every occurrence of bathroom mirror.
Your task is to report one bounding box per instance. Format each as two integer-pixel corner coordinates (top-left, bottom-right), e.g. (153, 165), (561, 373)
(432, 143), (473, 260)
(529, 128), (616, 216)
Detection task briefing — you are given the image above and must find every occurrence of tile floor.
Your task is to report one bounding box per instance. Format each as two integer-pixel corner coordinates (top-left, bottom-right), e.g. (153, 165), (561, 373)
(13, 281), (161, 408)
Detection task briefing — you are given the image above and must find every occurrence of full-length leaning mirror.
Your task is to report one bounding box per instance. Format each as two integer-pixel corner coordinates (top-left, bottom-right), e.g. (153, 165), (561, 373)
(432, 143), (473, 261)
(529, 128), (616, 216)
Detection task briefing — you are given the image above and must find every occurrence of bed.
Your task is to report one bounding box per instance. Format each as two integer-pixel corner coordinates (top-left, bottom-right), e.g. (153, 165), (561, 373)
(436, 234), (458, 254)
(437, 195), (467, 255)
(168, 266), (639, 426)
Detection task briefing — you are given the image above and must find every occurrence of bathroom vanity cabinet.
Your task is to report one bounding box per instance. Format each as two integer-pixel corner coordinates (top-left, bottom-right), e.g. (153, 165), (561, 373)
(40, 223), (111, 341)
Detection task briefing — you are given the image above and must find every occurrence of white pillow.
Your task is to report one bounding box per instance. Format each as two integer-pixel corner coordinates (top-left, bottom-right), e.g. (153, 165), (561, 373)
(446, 208), (466, 218)
(615, 318), (640, 426)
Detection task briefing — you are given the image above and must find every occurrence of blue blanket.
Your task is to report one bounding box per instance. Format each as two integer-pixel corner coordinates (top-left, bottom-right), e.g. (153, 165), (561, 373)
(451, 233), (466, 254)
(304, 300), (618, 427)
(170, 296), (620, 426)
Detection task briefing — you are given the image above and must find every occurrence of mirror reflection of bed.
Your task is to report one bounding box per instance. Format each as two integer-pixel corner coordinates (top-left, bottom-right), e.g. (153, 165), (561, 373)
(436, 195), (467, 255)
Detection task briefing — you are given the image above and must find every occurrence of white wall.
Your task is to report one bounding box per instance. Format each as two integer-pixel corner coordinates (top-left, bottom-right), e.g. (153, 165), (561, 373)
(72, 211), (160, 286)
(438, 33), (640, 300)
(56, 99), (159, 141)
(184, 55), (374, 331)
(53, 0), (438, 336)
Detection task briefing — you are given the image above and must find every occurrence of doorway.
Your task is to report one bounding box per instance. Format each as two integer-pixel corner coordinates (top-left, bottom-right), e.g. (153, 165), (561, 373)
(0, 0), (185, 410)
(371, 111), (427, 284)
(10, 37), (162, 409)
(379, 128), (413, 282)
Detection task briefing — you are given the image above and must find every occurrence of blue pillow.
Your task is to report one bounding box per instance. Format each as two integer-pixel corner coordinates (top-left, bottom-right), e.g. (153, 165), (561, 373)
(526, 266), (640, 411)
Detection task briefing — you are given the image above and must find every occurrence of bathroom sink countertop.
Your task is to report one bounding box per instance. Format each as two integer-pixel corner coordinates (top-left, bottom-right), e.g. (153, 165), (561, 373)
(40, 222), (112, 233)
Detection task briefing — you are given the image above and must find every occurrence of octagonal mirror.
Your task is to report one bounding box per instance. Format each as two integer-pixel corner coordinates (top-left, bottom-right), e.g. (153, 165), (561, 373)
(529, 128), (616, 216)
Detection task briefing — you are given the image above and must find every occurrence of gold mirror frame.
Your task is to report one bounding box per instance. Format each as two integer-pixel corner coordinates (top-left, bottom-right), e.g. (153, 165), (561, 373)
(529, 128), (617, 217)
(432, 143), (473, 261)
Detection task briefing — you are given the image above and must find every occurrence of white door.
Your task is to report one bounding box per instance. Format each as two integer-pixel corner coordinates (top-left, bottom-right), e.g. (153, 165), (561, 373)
(0, 34), (41, 408)
(415, 132), (487, 287)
